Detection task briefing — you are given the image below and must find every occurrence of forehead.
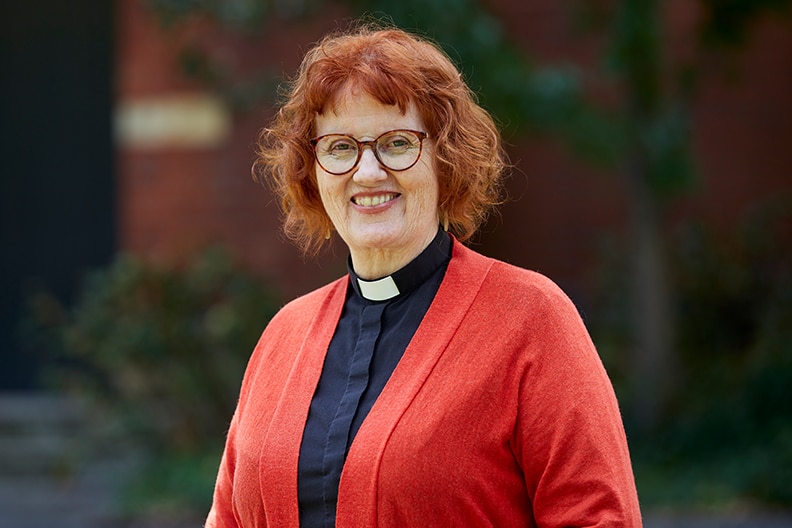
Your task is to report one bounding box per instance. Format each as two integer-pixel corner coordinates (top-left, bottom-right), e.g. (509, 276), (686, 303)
(314, 87), (423, 138)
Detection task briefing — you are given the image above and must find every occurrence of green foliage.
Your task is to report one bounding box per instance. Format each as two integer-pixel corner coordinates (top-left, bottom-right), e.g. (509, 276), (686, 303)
(598, 0), (697, 197)
(593, 196), (792, 508)
(122, 449), (223, 517)
(145, 0), (286, 29)
(608, 0), (662, 108)
(29, 247), (281, 512)
(666, 199), (792, 459)
(38, 247), (280, 451)
(699, 0), (792, 47)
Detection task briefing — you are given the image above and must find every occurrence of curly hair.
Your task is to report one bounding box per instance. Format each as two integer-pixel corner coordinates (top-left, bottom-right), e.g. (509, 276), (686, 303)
(254, 20), (507, 255)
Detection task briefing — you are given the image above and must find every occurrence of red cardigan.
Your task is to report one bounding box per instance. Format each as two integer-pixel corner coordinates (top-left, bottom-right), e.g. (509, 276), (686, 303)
(206, 240), (642, 527)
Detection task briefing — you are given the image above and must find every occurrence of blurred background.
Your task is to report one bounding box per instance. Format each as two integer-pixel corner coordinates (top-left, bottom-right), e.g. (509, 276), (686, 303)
(1, 0), (791, 526)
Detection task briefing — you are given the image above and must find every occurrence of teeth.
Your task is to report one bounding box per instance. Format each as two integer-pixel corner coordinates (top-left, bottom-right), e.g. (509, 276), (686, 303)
(354, 194), (395, 207)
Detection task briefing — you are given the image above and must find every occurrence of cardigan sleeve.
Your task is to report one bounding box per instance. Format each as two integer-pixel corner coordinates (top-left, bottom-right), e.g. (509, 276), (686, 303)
(511, 273), (642, 527)
(204, 300), (306, 528)
(204, 279), (346, 528)
(205, 414), (241, 528)
(205, 324), (270, 528)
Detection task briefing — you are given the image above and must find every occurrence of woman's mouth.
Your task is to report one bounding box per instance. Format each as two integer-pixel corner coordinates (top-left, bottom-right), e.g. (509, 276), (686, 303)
(352, 193), (399, 207)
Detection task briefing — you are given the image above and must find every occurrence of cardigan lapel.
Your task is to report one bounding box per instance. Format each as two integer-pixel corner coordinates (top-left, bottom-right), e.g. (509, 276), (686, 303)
(336, 241), (494, 526)
(257, 278), (348, 527)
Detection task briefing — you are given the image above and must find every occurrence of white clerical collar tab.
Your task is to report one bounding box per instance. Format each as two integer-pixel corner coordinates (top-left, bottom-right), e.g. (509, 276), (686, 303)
(357, 275), (400, 301)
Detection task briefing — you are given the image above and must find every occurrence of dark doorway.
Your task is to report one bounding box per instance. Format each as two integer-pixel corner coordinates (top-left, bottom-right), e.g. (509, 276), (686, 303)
(0, 0), (115, 389)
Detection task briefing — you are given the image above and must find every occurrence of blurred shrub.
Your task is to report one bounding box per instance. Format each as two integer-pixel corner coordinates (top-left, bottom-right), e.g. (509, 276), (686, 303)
(591, 195), (792, 508)
(676, 202), (790, 405)
(29, 247), (281, 513)
(659, 198), (792, 506)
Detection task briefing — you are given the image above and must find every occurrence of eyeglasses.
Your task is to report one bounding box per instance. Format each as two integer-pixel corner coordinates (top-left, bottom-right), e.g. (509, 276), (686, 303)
(310, 129), (428, 175)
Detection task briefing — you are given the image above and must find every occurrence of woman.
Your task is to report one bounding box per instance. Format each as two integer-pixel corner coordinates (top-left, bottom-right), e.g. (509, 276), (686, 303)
(206, 22), (642, 528)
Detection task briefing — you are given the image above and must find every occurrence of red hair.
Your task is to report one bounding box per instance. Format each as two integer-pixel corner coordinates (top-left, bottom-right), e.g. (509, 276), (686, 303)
(254, 21), (507, 254)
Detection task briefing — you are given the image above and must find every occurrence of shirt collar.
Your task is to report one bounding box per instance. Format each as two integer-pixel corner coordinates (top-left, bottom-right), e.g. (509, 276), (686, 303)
(348, 228), (452, 302)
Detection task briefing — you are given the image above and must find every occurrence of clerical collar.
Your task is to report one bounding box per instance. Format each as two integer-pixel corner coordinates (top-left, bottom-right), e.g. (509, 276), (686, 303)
(348, 228), (452, 302)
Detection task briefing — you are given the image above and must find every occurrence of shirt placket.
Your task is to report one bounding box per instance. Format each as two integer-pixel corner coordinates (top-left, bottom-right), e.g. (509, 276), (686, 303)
(320, 301), (386, 524)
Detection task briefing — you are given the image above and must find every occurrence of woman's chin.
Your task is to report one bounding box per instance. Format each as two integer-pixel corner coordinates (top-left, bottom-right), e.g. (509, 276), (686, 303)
(346, 230), (402, 252)
(341, 217), (437, 259)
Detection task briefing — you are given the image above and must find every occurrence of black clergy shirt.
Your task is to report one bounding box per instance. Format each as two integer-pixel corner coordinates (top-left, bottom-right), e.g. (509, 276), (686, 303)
(297, 228), (452, 527)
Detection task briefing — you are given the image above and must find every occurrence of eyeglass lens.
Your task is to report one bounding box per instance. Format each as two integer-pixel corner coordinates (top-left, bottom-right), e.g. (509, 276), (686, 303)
(312, 129), (425, 175)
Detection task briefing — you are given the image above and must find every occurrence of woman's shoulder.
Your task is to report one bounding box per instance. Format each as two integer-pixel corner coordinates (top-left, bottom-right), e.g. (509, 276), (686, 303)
(270, 276), (346, 324)
(491, 259), (568, 300)
(449, 243), (589, 335)
(454, 242), (572, 306)
(245, 276), (346, 370)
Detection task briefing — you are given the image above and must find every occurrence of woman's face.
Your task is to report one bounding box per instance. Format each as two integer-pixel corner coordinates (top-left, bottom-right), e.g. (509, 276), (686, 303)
(314, 88), (439, 273)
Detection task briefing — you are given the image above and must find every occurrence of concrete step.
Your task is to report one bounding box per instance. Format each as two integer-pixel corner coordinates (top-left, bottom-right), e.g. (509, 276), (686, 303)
(0, 393), (87, 475)
(0, 392), (137, 528)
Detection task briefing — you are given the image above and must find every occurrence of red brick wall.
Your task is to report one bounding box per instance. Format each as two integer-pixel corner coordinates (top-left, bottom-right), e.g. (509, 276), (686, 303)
(115, 0), (352, 297)
(116, 0), (792, 300)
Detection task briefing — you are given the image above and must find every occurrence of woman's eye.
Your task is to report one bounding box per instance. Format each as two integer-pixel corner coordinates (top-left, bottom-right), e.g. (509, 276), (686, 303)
(327, 140), (356, 155)
(381, 136), (411, 151)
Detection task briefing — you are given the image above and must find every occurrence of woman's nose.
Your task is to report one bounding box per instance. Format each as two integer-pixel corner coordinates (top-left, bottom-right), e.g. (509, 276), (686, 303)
(352, 147), (387, 183)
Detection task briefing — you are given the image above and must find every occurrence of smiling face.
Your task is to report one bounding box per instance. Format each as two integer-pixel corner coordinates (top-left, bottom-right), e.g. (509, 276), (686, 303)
(314, 88), (440, 278)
